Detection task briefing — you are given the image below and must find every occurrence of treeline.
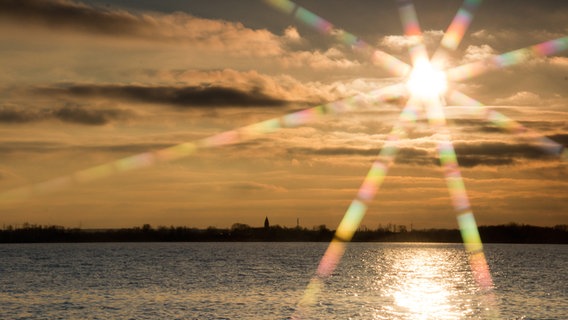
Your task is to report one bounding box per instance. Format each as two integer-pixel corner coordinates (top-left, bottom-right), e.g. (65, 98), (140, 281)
(0, 223), (567, 244)
(0, 223), (334, 243)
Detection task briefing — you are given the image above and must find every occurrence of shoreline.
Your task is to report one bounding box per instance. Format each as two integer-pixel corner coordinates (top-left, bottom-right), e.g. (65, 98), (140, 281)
(1, 223), (566, 244)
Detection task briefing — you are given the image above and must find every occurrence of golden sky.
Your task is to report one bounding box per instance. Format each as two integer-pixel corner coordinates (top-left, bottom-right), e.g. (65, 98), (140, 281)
(0, 0), (567, 229)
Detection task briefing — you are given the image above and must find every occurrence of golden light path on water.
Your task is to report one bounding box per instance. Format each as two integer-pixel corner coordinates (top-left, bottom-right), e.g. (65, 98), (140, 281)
(1, 0), (568, 318)
(390, 250), (465, 319)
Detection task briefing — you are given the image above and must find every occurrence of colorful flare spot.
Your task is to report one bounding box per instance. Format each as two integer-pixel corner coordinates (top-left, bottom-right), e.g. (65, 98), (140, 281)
(155, 143), (197, 162)
(441, 9), (472, 50)
(335, 200), (366, 241)
(398, 3), (422, 36)
(281, 107), (325, 128)
(357, 163), (387, 201)
(458, 212), (483, 253)
(264, 0), (296, 14)
(75, 163), (115, 183)
(533, 37), (568, 57)
(295, 7), (333, 34)
(115, 153), (155, 172)
(469, 252), (494, 289)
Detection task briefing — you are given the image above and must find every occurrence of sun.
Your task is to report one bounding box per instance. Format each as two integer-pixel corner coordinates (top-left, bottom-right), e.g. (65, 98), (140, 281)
(406, 59), (448, 99)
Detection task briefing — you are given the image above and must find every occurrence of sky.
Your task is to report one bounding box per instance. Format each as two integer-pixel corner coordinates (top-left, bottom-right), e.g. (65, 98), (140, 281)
(0, 0), (567, 229)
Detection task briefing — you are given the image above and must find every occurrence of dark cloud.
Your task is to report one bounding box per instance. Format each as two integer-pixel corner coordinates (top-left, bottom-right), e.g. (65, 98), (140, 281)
(289, 139), (564, 168)
(396, 148), (437, 166)
(0, 140), (171, 154)
(289, 146), (378, 157)
(0, 141), (64, 153)
(78, 143), (173, 154)
(453, 141), (559, 167)
(0, 107), (42, 123)
(36, 84), (289, 108)
(229, 182), (286, 192)
(52, 105), (129, 125)
(547, 134), (568, 146)
(0, 0), (285, 57)
(288, 146), (437, 166)
(0, 0), (145, 37)
(0, 105), (130, 125)
(451, 119), (509, 134)
(452, 119), (568, 136)
(455, 154), (515, 167)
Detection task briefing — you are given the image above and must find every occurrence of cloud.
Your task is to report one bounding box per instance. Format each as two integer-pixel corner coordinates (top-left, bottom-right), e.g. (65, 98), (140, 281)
(451, 119), (510, 134)
(453, 141), (558, 167)
(230, 181), (287, 193)
(470, 28), (567, 52)
(52, 105), (130, 125)
(461, 44), (495, 63)
(280, 48), (361, 70)
(0, 140), (172, 154)
(379, 30), (444, 52)
(494, 91), (543, 106)
(0, 140), (64, 153)
(0, 0), (143, 36)
(0, 0), (366, 87)
(143, 68), (348, 104)
(0, 106), (42, 123)
(288, 146), (436, 166)
(547, 134), (568, 146)
(0, 0), (284, 57)
(34, 84), (289, 108)
(283, 26), (302, 43)
(288, 138), (565, 168)
(289, 146), (379, 157)
(0, 104), (131, 125)
(550, 57), (568, 68)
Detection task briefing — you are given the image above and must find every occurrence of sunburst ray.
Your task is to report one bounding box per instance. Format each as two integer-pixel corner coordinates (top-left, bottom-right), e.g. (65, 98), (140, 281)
(293, 98), (421, 318)
(448, 36), (568, 82)
(263, 0), (411, 77)
(446, 90), (567, 160)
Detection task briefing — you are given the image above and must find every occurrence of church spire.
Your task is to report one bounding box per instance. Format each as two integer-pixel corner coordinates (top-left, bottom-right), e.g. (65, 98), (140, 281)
(264, 216), (270, 229)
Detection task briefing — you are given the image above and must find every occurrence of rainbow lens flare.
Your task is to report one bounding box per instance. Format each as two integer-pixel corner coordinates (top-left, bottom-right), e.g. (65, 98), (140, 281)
(447, 36), (568, 82)
(2, 0), (567, 318)
(447, 90), (567, 159)
(263, 0), (411, 77)
(397, 0), (429, 66)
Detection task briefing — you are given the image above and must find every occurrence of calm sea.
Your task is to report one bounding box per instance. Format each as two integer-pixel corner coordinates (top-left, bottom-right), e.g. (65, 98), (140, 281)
(0, 242), (566, 319)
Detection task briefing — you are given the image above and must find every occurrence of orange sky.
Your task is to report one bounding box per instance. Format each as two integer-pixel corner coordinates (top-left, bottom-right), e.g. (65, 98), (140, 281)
(0, 0), (567, 229)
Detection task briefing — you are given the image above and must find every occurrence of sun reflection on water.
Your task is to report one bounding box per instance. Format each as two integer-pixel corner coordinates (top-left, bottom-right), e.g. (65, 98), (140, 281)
(364, 245), (485, 319)
(391, 251), (458, 318)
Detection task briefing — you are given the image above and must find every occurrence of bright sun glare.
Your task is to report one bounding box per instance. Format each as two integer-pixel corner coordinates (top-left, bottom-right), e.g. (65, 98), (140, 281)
(406, 60), (448, 99)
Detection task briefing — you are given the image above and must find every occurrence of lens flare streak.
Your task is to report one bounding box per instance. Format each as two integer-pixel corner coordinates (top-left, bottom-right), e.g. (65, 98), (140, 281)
(5, 1), (568, 318)
(447, 90), (567, 159)
(397, 0), (429, 66)
(426, 98), (499, 315)
(447, 36), (568, 82)
(263, 0), (411, 77)
(0, 87), (405, 204)
(293, 101), (419, 319)
(440, 0), (482, 51)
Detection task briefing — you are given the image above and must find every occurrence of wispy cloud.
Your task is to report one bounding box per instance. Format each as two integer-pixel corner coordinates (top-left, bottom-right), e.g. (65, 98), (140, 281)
(0, 104), (131, 125)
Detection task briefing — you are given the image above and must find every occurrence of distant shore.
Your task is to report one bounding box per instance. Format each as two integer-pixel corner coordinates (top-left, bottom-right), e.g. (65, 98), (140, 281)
(1, 223), (567, 244)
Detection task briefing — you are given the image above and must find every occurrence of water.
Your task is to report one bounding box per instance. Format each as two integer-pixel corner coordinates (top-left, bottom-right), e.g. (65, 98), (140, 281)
(0, 242), (566, 319)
